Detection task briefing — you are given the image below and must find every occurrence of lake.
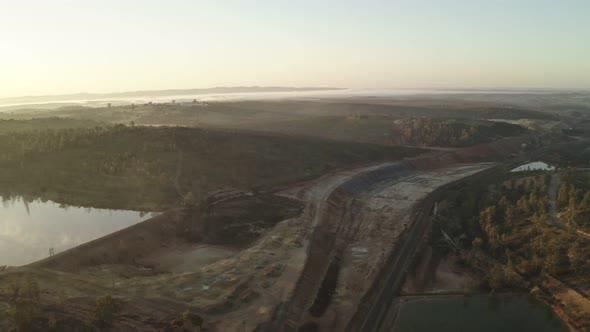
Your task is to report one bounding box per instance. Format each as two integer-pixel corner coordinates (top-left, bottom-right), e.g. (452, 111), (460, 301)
(394, 295), (568, 332)
(0, 196), (149, 266)
(510, 161), (556, 172)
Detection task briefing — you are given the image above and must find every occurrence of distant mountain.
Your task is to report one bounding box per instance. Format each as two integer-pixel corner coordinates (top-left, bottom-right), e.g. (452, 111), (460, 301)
(0, 86), (344, 105)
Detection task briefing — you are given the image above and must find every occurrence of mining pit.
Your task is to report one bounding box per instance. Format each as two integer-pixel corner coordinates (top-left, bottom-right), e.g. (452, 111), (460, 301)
(0, 137), (529, 331)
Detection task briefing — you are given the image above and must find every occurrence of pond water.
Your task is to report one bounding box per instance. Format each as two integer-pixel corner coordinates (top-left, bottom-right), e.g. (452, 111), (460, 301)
(511, 161), (556, 172)
(394, 295), (567, 332)
(0, 197), (150, 266)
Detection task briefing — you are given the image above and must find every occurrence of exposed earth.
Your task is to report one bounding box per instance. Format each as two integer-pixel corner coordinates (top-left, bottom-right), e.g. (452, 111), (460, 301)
(0, 138), (520, 331)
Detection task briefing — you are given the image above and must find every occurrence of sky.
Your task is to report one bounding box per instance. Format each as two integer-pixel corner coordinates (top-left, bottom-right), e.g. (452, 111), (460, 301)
(1, 0), (589, 98)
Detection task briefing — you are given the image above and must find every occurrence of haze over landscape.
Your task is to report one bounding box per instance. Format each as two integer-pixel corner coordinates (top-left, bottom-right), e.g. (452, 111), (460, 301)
(1, 0), (590, 99)
(2, 1), (590, 332)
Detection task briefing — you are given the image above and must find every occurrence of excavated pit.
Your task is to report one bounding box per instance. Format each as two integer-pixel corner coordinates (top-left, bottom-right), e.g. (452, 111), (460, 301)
(264, 137), (529, 331)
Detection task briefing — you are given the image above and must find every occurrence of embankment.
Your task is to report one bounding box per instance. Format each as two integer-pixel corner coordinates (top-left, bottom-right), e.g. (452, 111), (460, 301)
(29, 209), (187, 272)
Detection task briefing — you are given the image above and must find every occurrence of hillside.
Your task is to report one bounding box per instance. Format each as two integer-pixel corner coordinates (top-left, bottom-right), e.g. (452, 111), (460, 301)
(0, 125), (423, 210)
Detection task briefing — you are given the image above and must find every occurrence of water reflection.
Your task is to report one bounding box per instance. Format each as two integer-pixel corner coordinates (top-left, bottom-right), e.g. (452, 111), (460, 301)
(487, 295), (501, 312)
(0, 196), (149, 266)
(395, 295), (567, 332)
(510, 161), (556, 172)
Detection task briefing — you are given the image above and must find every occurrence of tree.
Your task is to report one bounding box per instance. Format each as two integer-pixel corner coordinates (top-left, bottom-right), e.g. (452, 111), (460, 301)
(497, 196), (510, 215)
(558, 183), (568, 208)
(564, 185), (582, 211)
(486, 264), (508, 290)
(538, 196), (548, 212)
(544, 251), (563, 275)
(569, 196), (579, 211)
(528, 192), (538, 208)
(568, 241), (584, 273)
(581, 191), (590, 208)
(472, 237), (484, 248)
(505, 206), (518, 225)
(7, 274), (40, 332)
(94, 295), (119, 327)
(516, 197), (531, 215)
(459, 129), (471, 144)
(487, 226), (501, 248)
(183, 192), (197, 206)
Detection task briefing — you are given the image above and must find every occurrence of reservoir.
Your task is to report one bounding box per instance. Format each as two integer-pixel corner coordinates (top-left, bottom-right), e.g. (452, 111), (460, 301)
(394, 295), (568, 332)
(0, 196), (148, 266)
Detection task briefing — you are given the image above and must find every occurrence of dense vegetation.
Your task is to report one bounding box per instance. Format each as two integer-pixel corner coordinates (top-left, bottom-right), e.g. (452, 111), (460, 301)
(543, 141), (590, 167)
(435, 170), (590, 289)
(391, 118), (526, 147)
(0, 124), (421, 210)
(558, 171), (590, 232)
(242, 115), (396, 145)
(0, 118), (102, 133)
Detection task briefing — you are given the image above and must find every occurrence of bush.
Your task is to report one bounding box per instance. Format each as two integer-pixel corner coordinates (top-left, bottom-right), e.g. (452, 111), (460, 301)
(6, 274), (40, 332)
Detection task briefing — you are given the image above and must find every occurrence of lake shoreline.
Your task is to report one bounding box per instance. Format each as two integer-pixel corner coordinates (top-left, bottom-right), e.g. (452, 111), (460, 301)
(0, 196), (150, 266)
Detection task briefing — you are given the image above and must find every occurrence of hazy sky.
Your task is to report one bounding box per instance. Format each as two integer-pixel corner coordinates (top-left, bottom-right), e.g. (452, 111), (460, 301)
(1, 0), (589, 98)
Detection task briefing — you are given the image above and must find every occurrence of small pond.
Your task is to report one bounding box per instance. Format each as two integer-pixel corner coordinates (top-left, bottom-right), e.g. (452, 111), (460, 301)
(0, 196), (150, 266)
(394, 295), (567, 332)
(510, 161), (556, 172)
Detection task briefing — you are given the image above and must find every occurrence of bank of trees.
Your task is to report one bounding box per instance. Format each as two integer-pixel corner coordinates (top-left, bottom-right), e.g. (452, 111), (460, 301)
(558, 171), (590, 232)
(0, 125), (179, 210)
(0, 124), (419, 211)
(391, 118), (477, 146)
(390, 118), (525, 147)
(435, 172), (590, 291)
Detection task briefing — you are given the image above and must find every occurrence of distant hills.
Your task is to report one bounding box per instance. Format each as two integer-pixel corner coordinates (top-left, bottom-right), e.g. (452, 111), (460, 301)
(0, 86), (344, 106)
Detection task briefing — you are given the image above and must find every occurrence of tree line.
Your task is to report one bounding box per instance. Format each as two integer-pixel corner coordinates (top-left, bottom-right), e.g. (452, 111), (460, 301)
(390, 118), (525, 147)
